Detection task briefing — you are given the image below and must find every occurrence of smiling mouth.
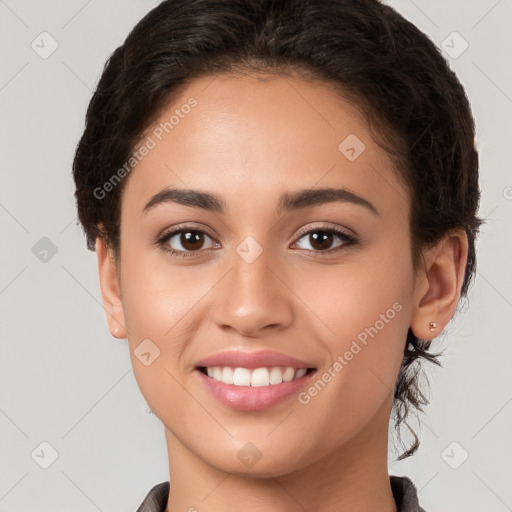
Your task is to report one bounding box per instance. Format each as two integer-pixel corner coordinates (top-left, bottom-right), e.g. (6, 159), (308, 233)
(197, 366), (316, 387)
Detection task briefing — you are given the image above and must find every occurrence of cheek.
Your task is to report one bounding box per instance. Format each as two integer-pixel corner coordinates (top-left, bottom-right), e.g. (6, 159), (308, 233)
(119, 225), (208, 338)
(292, 236), (413, 348)
(120, 258), (207, 363)
(119, 266), (202, 424)
(290, 241), (413, 419)
(117, 237), (185, 393)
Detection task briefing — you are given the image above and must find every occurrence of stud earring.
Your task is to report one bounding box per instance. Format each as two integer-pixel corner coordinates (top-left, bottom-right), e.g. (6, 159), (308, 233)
(114, 327), (119, 336)
(429, 321), (437, 332)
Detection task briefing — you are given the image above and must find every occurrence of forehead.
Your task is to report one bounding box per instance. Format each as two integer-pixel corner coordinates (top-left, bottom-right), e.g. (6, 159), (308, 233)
(123, 73), (409, 219)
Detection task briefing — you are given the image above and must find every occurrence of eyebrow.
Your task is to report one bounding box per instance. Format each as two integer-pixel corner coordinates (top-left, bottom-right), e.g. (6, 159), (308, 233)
(143, 186), (379, 216)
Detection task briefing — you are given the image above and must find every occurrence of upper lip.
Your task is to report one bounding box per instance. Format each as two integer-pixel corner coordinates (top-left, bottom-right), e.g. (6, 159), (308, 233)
(195, 350), (316, 370)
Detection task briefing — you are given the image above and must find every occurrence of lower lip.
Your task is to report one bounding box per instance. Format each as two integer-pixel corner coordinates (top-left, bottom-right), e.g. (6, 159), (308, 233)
(195, 369), (316, 411)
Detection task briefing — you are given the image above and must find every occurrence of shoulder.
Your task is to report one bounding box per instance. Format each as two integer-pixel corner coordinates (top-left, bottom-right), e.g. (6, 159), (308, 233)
(390, 475), (428, 512)
(136, 477), (427, 512)
(135, 481), (170, 512)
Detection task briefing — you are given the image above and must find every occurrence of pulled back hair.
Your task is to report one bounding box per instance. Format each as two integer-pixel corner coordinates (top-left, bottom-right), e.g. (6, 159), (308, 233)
(72, 0), (482, 459)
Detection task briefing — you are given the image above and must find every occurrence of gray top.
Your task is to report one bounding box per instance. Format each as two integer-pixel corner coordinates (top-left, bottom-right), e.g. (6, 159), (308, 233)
(136, 475), (426, 511)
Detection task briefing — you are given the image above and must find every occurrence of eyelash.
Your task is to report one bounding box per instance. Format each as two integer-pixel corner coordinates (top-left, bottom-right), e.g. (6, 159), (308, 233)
(155, 223), (357, 259)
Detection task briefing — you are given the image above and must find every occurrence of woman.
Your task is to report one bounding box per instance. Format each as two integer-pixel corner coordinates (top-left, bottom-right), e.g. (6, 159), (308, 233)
(72, 0), (481, 510)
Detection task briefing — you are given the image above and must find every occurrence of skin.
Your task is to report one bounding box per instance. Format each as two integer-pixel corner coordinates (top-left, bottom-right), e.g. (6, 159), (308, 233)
(96, 73), (468, 512)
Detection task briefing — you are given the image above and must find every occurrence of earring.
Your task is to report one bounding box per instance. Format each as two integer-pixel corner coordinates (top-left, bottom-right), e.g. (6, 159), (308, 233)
(429, 321), (437, 332)
(114, 327), (119, 336)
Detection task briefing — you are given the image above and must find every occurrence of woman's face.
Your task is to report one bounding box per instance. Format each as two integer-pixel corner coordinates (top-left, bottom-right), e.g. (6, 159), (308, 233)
(111, 73), (422, 475)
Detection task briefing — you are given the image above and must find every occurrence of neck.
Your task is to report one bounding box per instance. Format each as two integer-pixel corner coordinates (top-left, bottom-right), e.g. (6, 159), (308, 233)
(163, 399), (398, 512)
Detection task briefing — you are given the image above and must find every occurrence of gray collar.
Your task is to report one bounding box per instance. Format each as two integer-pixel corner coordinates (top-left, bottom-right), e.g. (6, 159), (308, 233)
(137, 475), (426, 511)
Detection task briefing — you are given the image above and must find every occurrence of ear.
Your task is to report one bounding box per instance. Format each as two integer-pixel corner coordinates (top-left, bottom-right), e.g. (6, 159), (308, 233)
(410, 229), (469, 341)
(95, 237), (127, 339)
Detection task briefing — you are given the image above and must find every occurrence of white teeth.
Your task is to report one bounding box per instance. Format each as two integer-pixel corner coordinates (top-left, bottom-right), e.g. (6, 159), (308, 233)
(213, 367), (223, 381)
(233, 367), (251, 386)
(282, 367), (295, 382)
(221, 367), (234, 385)
(269, 367), (283, 385)
(251, 368), (270, 387)
(295, 368), (307, 379)
(204, 366), (310, 386)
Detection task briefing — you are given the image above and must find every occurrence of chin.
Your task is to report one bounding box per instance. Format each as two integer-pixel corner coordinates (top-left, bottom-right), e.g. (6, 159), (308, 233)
(199, 441), (311, 479)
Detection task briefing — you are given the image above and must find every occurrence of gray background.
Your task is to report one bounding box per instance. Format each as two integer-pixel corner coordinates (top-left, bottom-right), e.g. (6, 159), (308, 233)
(1, 0), (511, 510)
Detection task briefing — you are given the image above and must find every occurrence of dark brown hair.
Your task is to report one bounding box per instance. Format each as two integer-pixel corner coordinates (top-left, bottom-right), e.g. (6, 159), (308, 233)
(72, 0), (482, 459)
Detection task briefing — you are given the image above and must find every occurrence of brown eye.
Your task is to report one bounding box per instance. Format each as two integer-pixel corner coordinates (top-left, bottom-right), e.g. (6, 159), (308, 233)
(307, 231), (334, 251)
(294, 228), (355, 254)
(158, 226), (217, 256)
(177, 230), (206, 251)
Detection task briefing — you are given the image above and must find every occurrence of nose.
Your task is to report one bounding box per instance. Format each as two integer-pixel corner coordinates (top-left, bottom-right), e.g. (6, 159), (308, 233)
(211, 244), (294, 338)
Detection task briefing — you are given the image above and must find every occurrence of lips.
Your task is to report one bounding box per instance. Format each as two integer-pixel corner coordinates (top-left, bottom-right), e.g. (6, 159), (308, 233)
(195, 349), (315, 370)
(194, 349), (317, 411)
